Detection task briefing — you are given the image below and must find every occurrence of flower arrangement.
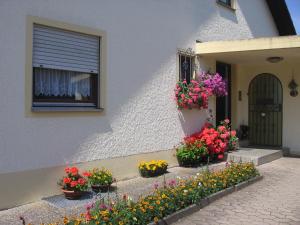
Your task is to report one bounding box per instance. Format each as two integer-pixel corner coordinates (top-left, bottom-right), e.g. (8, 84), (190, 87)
(196, 72), (227, 97)
(139, 160), (168, 177)
(174, 79), (211, 110)
(176, 140), (208, 167)
(179, 119), (238, 162)
(58, 167), (88, 199)
(83, 168), (113, 193)
(59, 162), (258, 225)
(174, 72), (227, 110)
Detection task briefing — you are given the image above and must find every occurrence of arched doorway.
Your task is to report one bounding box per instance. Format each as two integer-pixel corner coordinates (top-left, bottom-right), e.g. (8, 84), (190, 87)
(248, 74), (283, 147)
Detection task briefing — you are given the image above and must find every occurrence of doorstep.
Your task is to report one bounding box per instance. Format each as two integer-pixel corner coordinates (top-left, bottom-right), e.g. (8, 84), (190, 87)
(227, 148), (283, 166)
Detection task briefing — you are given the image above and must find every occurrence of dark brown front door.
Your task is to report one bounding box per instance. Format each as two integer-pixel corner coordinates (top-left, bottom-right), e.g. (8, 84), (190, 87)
(248, 74), (282, 147)
(216, 62), (231, 125)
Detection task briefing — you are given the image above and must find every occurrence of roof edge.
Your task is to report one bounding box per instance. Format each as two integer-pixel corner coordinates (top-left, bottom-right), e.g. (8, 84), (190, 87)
(266, 0), (296, 36)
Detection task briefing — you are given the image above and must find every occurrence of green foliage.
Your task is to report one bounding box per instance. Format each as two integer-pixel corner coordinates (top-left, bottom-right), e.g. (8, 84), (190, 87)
(176, 141), (208, 167)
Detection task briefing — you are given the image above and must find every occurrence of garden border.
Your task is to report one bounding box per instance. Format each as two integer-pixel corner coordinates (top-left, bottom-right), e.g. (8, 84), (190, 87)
(148, 175), (263, 225)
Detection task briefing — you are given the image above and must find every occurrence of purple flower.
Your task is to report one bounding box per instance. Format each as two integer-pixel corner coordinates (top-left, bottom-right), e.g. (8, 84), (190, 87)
(196, 72), (227, 97)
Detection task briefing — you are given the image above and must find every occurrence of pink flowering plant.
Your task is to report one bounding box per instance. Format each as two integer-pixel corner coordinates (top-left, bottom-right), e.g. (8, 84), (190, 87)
(174, 72), (227, 110)
(174, 79), (211, 110)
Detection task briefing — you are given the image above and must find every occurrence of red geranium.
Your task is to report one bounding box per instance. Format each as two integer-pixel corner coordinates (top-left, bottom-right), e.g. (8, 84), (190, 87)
(63, 177), (72, 184)
(70, 181), (78, 187)
(59, 166), (88, 192)
(182, 119), (238, 160)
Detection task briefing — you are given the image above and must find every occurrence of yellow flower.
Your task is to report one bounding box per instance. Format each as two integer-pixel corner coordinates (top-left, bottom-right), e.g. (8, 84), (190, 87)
(154, 217), (159, 223)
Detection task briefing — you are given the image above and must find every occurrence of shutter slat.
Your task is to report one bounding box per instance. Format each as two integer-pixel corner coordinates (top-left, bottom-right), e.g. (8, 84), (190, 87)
(34, 37), (98, 51)
(34, 51), (98, 64)
(33, 24), (99, 73)
(34, 25), (98, 45)
(33, 41), (98, 56)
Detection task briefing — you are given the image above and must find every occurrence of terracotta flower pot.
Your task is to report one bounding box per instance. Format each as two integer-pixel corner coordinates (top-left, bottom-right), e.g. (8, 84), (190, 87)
(62, 189), (84, 200)
(91, 184), (111, 193)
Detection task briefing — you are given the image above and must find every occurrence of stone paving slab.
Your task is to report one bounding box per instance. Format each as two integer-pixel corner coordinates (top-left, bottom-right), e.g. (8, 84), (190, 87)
(173, 157), (300, 225)
(0, 163), (225, 225)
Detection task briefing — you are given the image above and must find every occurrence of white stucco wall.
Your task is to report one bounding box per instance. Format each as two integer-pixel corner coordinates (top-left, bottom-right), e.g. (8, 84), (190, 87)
(0, 0), (278, 173)
(233, 63), (300, 155)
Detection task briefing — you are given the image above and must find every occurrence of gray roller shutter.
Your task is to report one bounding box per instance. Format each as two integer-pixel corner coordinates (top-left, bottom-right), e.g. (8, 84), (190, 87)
(33, 24), (99, 74)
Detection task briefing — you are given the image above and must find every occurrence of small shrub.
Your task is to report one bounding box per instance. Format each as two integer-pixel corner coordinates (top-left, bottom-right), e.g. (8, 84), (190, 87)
(83, 168), (113, 186)
(176, 141), (208, 167)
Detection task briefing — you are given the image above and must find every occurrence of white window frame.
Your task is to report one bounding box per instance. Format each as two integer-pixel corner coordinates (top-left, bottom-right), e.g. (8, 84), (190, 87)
(25, 16), (107, 115)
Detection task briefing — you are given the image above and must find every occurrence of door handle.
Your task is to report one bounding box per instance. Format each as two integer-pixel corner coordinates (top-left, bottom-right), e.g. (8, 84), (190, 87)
(261, 112), (266, 117)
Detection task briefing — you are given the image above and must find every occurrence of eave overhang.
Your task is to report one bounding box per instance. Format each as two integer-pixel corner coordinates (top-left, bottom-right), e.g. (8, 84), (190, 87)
(196, 36), (300, 65)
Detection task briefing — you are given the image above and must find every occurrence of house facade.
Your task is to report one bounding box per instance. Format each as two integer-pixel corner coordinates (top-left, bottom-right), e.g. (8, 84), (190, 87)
(0, 0), (296, 209)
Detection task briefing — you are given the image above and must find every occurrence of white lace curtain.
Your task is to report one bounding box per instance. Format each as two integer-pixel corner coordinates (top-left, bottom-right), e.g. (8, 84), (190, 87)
(34, 68), (91, 97)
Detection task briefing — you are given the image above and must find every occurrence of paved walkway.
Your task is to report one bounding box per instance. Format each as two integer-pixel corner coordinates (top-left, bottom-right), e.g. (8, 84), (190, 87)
(173, 157), (300, 225)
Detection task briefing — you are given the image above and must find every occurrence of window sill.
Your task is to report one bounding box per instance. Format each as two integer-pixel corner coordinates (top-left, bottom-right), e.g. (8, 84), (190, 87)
(31, 107), (104, 112)
(216, 1), (236, 11)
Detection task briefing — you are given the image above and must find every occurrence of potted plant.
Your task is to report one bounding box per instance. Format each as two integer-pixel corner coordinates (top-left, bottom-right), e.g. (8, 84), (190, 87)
(138, 160), (168, 177)
(58, 167), (88, 200)
(176, 141), (208, 167)
(83, 168), (113, 193)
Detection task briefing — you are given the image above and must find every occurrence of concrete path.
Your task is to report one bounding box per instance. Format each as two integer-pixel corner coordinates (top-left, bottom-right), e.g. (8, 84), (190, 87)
(173, 157), (300, 225)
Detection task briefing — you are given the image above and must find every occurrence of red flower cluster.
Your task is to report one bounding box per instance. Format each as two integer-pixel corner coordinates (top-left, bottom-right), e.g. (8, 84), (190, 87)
(59, 166), (88, 192)
(183, 119), (238, 160)
(174, 80), (212, 110)
(65, 167), (78, 176)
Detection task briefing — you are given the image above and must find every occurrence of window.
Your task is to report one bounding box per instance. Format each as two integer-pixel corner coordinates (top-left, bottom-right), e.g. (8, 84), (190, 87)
(217, 0), (234, 9)
(178, 53), (194, 84)
(32, 24), (100, 108)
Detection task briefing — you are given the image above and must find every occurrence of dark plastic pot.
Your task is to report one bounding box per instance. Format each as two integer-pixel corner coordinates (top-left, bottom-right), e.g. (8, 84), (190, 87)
(62, 189), (84, 200)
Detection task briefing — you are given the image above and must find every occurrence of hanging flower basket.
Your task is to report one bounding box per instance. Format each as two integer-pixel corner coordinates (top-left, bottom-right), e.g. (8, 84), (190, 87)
(174, 80), (211, 110)
(174, 72), (227, 110)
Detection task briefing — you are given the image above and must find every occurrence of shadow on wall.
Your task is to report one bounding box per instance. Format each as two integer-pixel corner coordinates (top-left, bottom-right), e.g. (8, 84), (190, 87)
(178, 109), (208, 137)
(237, 0), (278, 37)
(216, 3), (238, 24)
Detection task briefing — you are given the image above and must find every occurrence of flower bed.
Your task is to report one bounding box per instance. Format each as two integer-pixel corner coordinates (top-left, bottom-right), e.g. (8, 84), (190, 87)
(139, 160), (168, 177)
(60, 162), (259, 225)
